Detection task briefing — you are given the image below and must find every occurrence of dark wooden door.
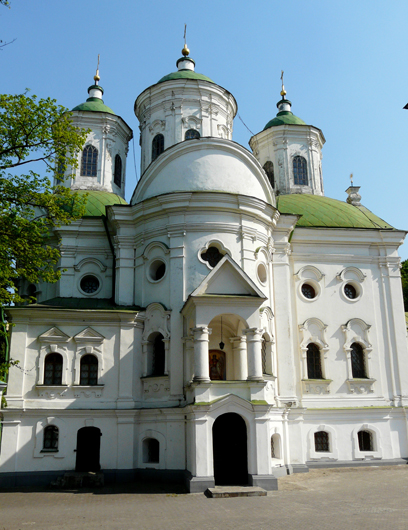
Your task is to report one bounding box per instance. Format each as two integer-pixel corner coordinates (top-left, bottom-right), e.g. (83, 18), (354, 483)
(75, 427), (101, 472)
(213, 413), (248, 485)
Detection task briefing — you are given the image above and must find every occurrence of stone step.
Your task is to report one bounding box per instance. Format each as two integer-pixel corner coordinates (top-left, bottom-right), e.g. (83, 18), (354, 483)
(205, 486), (267, 498)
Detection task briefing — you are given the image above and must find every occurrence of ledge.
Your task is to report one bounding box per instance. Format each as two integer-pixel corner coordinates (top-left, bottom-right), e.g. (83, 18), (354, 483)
(302, 379), (332, 395)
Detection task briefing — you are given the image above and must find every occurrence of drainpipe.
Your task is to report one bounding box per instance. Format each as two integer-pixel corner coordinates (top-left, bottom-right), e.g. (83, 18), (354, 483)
(102, 215), (116, 302)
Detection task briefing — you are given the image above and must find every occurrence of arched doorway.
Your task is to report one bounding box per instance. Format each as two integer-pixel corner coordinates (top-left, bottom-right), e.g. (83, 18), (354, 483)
(213, 413), (248, 485)
(75, 427), (101, 472)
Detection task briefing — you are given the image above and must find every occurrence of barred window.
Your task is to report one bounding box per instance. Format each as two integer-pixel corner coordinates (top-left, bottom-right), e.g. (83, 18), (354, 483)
(152, 134), (164, 161)
(293, 156), (308, 185)
(43, 425), (59, 452)
(114, 154), (122, 188)
(263, 161), (275, 188)
(80, 354), (98, 386)
(185, 129), (200, 140)
(44, 353), (63, 385)
(314, 431), (329, 452)
(81, 145), (98, 176)
(351, 343), (367, 379)
(306, 343), (323, 379)
(152, 334), (165, 376)
(358, 430), (373, 451)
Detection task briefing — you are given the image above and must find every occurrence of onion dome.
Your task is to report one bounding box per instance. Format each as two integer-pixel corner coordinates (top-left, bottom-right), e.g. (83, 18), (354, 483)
(264, 82), (306, 130)
(157, 44), (214, 84)
(72, 69), (115, 114)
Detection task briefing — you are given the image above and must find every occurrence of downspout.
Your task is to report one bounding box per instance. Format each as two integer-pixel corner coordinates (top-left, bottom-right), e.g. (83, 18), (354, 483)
(102, 215), (116, 302)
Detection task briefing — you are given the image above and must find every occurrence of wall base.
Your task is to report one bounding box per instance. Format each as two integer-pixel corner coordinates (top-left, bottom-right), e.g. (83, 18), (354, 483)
(248, 474), (278, 491)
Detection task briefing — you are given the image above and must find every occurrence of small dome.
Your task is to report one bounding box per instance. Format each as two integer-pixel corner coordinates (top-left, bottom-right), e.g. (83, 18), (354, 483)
(157, 54), (214, 85)
(264, 97), (306, 130)
(277, 194), (393, 229)
(74, 190), (127, 216)
(72, 83), (115, 114)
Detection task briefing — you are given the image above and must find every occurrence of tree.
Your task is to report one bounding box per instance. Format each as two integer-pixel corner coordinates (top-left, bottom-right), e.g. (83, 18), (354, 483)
(0, 92), (88, 386)
(0, 92), (88, 307)
(401, 259), (408, 312)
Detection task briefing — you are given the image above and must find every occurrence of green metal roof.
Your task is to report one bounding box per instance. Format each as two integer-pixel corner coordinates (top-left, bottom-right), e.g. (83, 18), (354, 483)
(74, 190), (127, 216)
(158, 70), (214, 84)
(264, 111), (306, 130)
(277, 194), (394, 229)
(72, 97), (115, 114)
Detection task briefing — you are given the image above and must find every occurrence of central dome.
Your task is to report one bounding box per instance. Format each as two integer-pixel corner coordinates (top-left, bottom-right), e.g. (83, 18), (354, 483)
(157, 55), (214, 85)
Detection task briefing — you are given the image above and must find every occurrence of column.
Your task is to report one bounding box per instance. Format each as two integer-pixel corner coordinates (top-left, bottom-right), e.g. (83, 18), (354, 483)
(182, 336), (194, 383)
(192, 327), (211, 382)
(230, 336), (247, 380)
(244, 328), (263, 381)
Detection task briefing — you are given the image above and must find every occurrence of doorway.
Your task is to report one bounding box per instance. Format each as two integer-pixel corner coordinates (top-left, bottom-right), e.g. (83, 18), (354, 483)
(212, 412), (248, 485)
(75, 427), (101, 472)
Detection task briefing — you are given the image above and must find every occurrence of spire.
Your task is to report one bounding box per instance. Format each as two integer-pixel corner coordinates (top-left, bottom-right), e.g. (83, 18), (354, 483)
(276, 70), (292, 114)
(176, 24), (195, 72)
(87, 55), (104, 100)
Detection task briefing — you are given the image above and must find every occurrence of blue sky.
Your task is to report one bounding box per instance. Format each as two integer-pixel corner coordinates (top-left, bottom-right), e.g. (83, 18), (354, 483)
(2, 0), (408, 257)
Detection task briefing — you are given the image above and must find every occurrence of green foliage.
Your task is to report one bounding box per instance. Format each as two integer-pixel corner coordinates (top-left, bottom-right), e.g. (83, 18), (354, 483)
(401, 259), (408, 312)
(0, 92), (89, 306)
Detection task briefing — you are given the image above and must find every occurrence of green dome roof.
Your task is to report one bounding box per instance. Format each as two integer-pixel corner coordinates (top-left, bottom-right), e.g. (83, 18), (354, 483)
(264, 111), (306, 130)
(277, 194), (394, 229)
(72, 97), (115, 114)
(74, 190), (127, 216)
(158, 70), (214, 84)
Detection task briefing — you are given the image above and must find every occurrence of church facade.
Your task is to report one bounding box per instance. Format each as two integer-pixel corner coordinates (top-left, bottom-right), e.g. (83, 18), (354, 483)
(1, 46), (408, 491)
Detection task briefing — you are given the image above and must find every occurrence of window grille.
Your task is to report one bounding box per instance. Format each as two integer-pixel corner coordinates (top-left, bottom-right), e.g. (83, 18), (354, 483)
(80, 354), (98, 385)
(351, 343), (367, 378)
(344, 283), (357, 299)
(263, 161), (275, 188)
(185, 129), (200, 140)
(306, 343), (323, 379)
(44, 353), (63, 385)
(152, 134), (164, 161)
(43, 425), (59, 451)
(314, 431), (329, 452)
(201, 247), (223, 268)
(301, 283), (316, 299)
(81, 145), (98, 177)
(358, 430), (373, 451)
(293, 156), (308, 185)
(114, 154), (122, 188)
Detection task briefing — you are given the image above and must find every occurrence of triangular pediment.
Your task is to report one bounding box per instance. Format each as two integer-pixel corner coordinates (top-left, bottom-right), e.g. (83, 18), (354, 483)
(74, 327), (105, 343)
(192, 255), (266, 298)
(38, 327), (70, 343)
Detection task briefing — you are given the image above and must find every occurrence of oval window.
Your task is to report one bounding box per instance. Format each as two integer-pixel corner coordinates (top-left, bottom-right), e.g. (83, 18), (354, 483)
(344, 283), (358, 299)
(301, 283), (316, 299)
(149, 260), (166, 282)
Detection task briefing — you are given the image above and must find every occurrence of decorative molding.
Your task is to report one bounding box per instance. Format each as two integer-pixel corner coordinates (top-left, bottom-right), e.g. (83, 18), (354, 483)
(346, 379), (376, 394)
(295, 265), (325, 282)
(74, 327), (105, 345)
(74, 258), (107, 273)
(73, 385), (104, 398)
(302, 379), (332, 395)
(336, 266), (366, 283)
(38, 327), (70, 344)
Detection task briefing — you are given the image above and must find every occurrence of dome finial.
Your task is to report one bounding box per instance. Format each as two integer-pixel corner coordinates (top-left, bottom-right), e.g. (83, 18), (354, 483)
(94, 54), (101, 84)
(182, 23), (190, 56)
(280, 70), (287, 97)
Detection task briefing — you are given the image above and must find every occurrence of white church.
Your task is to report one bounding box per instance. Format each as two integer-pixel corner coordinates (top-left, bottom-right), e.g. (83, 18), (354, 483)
(1, 44), (408, 492)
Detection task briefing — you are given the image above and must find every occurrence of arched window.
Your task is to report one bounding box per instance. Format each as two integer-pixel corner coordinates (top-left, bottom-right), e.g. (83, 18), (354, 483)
(306, 343), (323, 379)
(80, 354), (98, 385)
(143, 438), (160, 463)
(351, 343), (367, 378)
(81, 145), (98, 177)
(152, 134), (164, 161)
(44, 353), (63, 385)
(314, 431), (329, 452)
(185, 129), (200, 140)
(114, 154), (122, 188)
(42, 425), (59, 452)
(358, 430), (373, 451)
(151, 333), (165, 376)
(293, 156), (308, 185)
(263, 161), (275, 188)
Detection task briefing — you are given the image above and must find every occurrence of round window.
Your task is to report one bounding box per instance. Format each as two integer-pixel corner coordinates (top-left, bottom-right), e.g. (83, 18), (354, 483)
(301, 283), (316, 299)
(257, 263), (267, 284)
(80, 275), (100, 294)
(344, 283), (358, 299)
(149, 260), (166, 282)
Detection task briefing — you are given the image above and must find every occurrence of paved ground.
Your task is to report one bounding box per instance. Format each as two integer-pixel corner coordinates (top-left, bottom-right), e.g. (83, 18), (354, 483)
(1, 466), (408, 530)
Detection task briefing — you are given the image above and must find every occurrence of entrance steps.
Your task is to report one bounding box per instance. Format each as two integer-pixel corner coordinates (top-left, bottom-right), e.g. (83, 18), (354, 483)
(205, 486), (267, 498)
(51, 471), (104, 489)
